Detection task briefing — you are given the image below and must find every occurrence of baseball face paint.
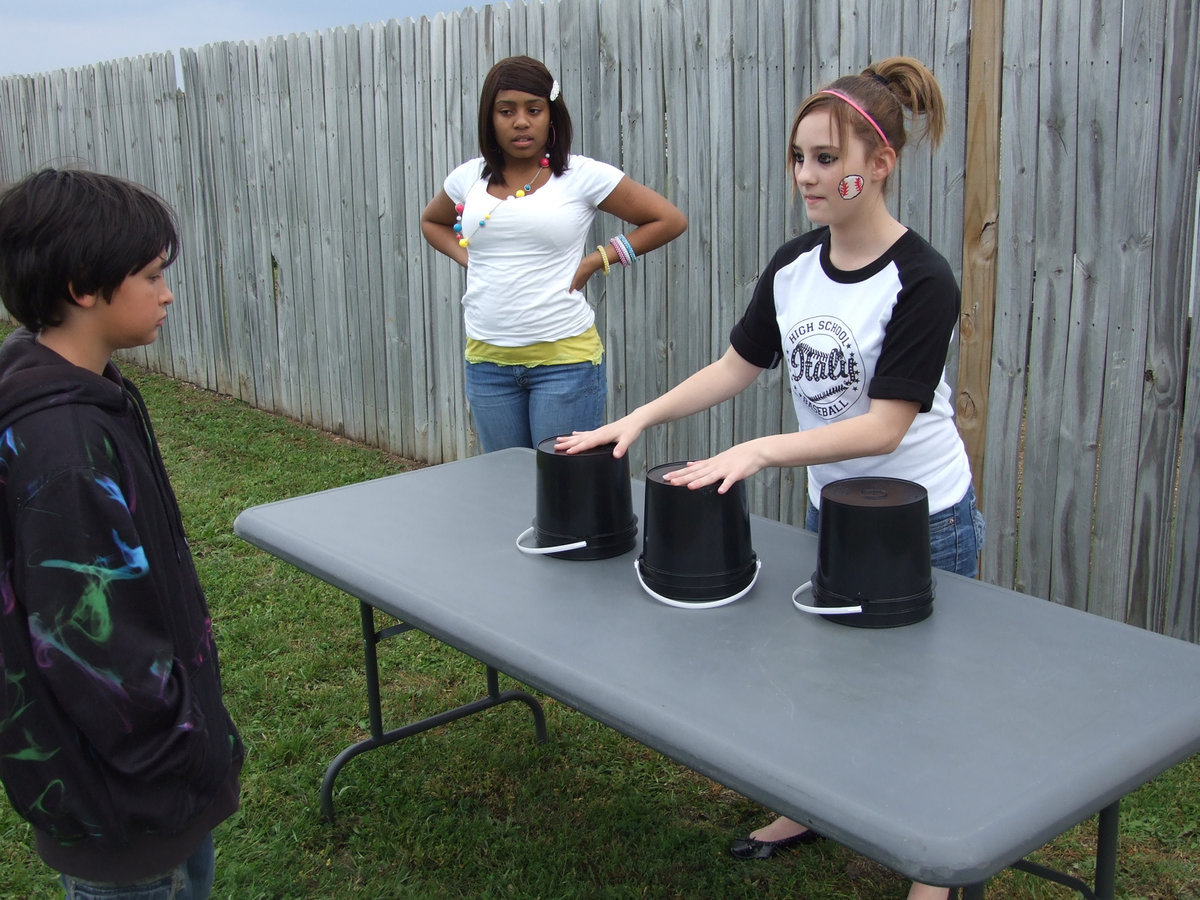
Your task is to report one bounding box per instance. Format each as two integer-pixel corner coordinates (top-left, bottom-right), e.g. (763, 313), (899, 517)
(838, 175), (865, 200)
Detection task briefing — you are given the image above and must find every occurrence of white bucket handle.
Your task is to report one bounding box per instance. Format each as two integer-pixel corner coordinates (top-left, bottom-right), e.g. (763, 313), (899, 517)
(515, 525), (589, 556)
(635, 558), (761, 610)
(791, 580), (864, 615)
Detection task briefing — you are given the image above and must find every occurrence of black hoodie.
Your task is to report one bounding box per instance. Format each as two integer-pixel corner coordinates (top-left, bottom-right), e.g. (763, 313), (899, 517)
(0, 328), (242, 882)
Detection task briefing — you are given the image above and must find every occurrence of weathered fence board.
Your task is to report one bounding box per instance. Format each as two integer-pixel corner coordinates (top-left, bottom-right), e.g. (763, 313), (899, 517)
(1, 0), (1197, 641)
(1152, 0), (1200, 640)
(1093, 0), (1162, 626)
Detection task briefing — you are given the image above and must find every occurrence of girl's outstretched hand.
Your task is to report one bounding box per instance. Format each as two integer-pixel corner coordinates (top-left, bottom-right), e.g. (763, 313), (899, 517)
(661, 440), (768, 494)
(554, 415), (644, 458)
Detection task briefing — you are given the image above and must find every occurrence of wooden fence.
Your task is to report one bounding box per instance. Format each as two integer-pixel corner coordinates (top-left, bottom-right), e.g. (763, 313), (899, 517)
(1, 0), (1197, 642)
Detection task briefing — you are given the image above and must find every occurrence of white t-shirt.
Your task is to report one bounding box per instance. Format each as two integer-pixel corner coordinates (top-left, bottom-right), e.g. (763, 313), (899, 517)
(730, 227), (973, 514)
(443, 154), (624, 346)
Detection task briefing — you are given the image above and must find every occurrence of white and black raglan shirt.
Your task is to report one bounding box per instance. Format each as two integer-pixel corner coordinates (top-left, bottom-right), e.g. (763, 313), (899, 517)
(729, 227), (973, 514)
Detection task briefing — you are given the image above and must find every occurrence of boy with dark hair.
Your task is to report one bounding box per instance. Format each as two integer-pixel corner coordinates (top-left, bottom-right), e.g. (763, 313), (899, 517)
(0, 168), (243, 898)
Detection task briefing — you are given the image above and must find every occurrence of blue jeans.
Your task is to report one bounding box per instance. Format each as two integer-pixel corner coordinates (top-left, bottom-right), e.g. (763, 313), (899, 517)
(60, 834), (214, 900)
(464, 359), (606, 452)
(807, 485), (986, 577)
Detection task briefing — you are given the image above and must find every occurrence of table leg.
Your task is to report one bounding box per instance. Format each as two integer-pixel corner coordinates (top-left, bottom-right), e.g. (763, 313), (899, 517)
(1005, 799), (1120, 900)
(1094, 800), (1119, 900)
(320, 602), (548, 822)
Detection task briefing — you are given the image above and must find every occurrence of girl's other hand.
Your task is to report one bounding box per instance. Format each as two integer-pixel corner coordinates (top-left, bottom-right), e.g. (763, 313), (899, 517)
(661, 440), (768, 493)
(570, 249), (605, 292)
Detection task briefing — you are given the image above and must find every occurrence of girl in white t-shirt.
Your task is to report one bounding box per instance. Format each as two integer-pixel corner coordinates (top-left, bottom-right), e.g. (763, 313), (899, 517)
(557, 56), (981, 900)
(421, 56), (686, 452)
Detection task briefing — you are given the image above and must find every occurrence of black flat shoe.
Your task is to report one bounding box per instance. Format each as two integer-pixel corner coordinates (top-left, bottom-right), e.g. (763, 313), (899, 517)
(729, 828), (822, 860)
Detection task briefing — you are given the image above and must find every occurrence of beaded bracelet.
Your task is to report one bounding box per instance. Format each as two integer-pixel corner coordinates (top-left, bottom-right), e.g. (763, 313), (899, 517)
(596, 245), (612, 276)
(616, 233), (637, 264)
(609, 236), (631, 267)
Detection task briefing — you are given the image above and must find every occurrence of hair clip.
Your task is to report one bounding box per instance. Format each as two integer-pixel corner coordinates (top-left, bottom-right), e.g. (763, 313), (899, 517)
(549, 80), (560, 102)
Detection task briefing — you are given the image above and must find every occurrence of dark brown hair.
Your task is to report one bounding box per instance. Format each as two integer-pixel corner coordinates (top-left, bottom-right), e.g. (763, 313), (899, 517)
(477, 56), (573, 183)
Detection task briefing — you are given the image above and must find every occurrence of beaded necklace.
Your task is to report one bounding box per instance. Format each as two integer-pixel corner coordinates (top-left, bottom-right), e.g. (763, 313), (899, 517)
(455, 154), (551, 248)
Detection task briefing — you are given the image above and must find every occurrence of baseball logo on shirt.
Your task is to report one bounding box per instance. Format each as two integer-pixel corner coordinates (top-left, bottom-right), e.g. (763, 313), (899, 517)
(838, 175), (865, 200)
(784, 316), (864, 418)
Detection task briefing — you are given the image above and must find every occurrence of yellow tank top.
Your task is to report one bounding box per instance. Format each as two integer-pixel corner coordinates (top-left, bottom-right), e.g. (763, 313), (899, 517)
(465, 324), (604, 367)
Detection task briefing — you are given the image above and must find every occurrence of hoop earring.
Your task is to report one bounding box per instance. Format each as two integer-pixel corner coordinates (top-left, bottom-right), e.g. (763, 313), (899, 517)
(549, 124), (557, 148)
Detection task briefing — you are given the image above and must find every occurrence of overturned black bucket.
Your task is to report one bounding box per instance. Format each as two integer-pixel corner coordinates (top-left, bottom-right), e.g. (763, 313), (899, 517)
(792, 477), (934, 627)
(635, 462), (760, 609)
(514, 437), (638, 560)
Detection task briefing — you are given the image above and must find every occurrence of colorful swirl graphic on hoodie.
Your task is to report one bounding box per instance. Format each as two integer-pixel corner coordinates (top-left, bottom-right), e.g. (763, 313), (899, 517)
(9, 464), (165, 736)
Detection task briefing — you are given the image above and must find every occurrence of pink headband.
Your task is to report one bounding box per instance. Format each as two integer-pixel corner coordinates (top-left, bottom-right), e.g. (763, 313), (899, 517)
(821, 89), (890, 147)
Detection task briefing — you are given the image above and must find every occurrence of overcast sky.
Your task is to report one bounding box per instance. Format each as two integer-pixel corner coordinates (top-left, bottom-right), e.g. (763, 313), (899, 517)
(1, 0), (476, 78)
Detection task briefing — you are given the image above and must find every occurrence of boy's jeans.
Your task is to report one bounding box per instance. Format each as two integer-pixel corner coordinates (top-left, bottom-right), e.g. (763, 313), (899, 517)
(60, 833), (214, 900)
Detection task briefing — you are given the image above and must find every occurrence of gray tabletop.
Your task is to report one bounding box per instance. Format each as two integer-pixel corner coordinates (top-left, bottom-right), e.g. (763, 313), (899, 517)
(234, 448), (1200, 887)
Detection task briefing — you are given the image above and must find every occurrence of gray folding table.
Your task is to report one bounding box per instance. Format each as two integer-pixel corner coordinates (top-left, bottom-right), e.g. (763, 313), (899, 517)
(233, 448), (1200, 898)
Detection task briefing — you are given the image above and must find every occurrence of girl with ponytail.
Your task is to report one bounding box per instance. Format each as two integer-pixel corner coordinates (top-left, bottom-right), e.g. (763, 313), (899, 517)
(559, 57), (981, 900)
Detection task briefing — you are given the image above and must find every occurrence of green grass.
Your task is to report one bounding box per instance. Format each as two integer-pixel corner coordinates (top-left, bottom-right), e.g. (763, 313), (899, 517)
(1, 361), (1197, 899)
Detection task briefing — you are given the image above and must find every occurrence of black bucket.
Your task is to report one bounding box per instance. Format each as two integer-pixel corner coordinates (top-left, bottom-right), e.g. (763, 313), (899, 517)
(635, 462), (760, 608)
(792, 477), (934, 627)
(514, 437), (638, 560)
